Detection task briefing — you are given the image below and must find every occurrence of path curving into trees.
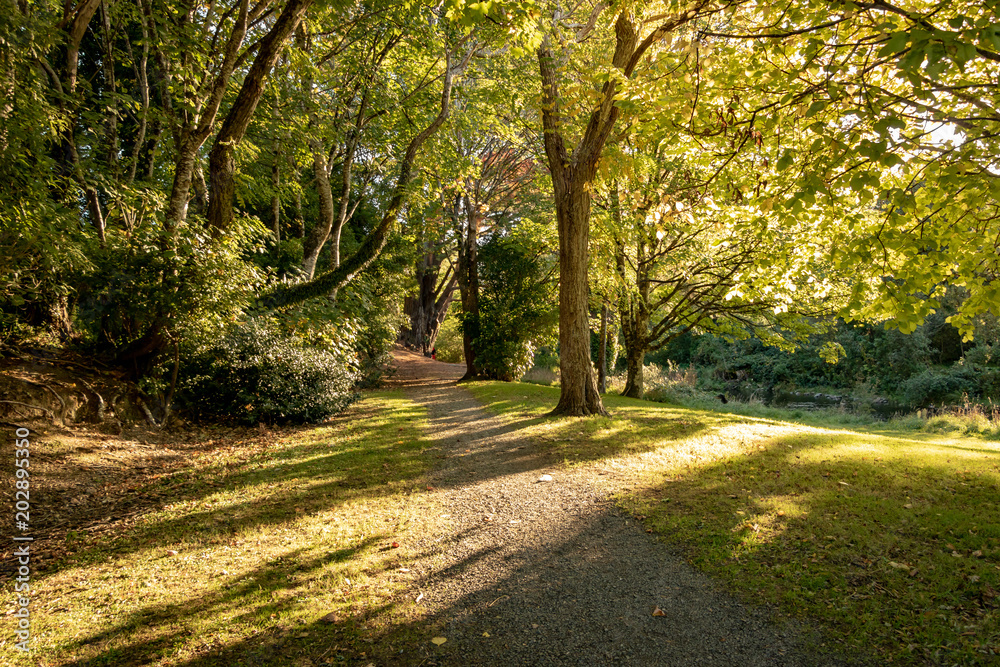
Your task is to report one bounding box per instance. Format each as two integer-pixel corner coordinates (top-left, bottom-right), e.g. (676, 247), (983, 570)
(384, 348), (866, 666)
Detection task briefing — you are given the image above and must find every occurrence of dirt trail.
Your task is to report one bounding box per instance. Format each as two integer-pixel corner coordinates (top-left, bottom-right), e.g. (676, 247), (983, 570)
(385, 349), (865, 666)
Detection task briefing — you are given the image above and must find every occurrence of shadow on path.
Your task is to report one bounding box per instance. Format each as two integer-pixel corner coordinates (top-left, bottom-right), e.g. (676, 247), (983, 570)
(372, 349), (868, 666)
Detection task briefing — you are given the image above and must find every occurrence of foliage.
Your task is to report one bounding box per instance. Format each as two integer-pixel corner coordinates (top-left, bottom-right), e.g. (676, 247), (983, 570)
(434, 312), (465, 364)
(899, 366), (996, 407)
(82, 220), (267, 354)
(465, 231), (556, 381)
(177, 319), (358, 424)
(270, 263), (407, 389)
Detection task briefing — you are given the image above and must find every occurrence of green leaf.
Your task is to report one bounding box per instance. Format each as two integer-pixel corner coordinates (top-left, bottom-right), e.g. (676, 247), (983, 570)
(804, 99), (828, 118)
(881, 153), (903, 167)
(878, 32), (909, 58)
(776, 150), (795, 171)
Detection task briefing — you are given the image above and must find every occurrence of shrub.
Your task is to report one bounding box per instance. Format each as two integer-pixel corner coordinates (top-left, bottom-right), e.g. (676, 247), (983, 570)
(468, 231), (556, 382)
(178, 319), (358, 424)
(900, 367), (979, 407)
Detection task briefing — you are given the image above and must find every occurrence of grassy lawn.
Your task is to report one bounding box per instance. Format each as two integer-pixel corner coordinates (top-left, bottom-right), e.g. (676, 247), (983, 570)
(2, 390), (444, 666)
(466, 382), (1000, 665)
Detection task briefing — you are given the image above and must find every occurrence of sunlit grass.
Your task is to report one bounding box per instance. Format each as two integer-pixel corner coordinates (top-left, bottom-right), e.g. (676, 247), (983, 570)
(2, 391), (443, 666)
(466, 381), (1000, 665)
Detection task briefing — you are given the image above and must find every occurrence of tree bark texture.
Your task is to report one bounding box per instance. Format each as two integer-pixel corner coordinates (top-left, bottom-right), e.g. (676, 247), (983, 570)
(271, 148), (281, 241)
(163, 0), (250, 227)
(207, 0), (313, 233)
(400, 247), (458, 354)
(598, 302), (609, 393)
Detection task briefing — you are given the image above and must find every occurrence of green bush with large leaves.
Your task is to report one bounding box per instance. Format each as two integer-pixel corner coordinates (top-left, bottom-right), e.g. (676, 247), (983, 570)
(177, 318), (358, 425)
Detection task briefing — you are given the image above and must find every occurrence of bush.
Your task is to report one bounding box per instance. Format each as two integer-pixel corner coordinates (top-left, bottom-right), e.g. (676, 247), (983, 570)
(178, 319), (358, 424)
(468, 231), (556, 382)
(900, 367), (979, 407)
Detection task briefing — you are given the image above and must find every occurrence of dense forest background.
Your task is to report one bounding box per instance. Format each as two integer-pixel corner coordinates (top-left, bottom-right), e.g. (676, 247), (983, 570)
(1, 0), (998, 426)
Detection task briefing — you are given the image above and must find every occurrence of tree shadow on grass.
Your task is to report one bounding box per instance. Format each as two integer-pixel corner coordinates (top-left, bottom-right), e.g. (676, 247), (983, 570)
(413, 383), (714, 479)
(628, 429), (1000, 665)
(68, 505), (863, 667)
(52, 384), (885, 667)
(60, 538), (383, 666)
(23, 395), (433, 580)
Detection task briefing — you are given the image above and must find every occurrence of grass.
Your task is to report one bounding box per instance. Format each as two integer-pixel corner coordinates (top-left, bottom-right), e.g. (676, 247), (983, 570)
(465, 381), (1000, 665)
(8, 380), (999, 665)
(1, 390), (446, 666)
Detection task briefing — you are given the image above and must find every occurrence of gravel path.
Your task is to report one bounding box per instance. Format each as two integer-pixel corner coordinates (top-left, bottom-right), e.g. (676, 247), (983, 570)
(388, 349), (866, 666)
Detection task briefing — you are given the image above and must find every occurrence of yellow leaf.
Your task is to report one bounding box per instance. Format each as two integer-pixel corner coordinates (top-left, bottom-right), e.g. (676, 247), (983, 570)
(431, 637), (447, 646)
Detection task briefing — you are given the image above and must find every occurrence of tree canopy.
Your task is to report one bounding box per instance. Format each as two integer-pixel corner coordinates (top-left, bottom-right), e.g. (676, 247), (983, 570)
(0, 0), (997, 419)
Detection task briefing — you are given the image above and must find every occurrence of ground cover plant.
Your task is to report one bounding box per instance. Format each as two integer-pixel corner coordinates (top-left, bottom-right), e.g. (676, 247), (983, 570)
(466, 381), (1000, 665)
(0, 391), (445, 666)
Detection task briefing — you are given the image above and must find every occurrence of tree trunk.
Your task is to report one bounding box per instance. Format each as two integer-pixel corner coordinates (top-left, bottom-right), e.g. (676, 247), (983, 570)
(618, 226), (650, 399)
(207, 0), (313, 233)
(262, 50), (463, 309)
(536, 14), (641, 417)
(302, 138), (334, 277)
(598, 302), (608, 393)
(163, 0), (250, 228)
(622, 340), (647, 398)
(550, 178), (606, 415)
(271, 148), (281, 241)
(401, 254), (457, 354)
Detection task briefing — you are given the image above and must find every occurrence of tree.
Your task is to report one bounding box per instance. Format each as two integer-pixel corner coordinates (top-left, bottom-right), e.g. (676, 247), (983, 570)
(399, 203), (458, 355)
(595, 162), (830, 398)
(684, 0), (1000, 336)
(535, 3), (722, 415)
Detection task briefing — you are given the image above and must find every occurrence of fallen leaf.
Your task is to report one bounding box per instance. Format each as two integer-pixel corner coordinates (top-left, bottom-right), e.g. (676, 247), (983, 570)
(776, 510), (785, 517)
(415, 592), (424, 603)
(537, 474), (553, 482)
(532, 623), (539, 629)
(165, 550), (178, 556)
(888, 561), (911, 569)
(320, 612), (339, 623)
(431, 636), (447, 646)
(903, 504), (912, 509)
(838, 481), (849, 486)
(399, 567), (410, 572)
(652, 607), (666, 616)
(391, 542), (400, 548)
(482, 632), (490, 637)
(972, 550), (983, 558)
